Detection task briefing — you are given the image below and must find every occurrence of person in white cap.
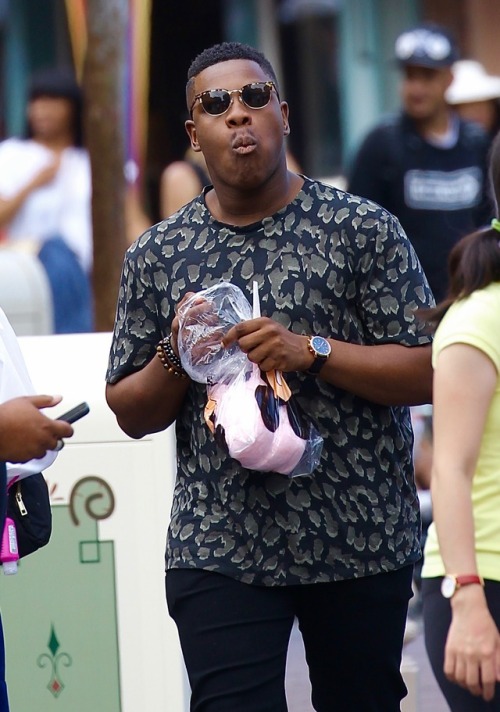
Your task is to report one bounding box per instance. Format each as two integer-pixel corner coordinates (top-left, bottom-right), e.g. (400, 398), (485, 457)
(446, 59), (500, 139)
(348, 23), (494, 304)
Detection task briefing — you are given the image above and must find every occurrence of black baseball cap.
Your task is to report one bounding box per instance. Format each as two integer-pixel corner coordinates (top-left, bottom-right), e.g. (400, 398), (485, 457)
(395, 23), (459, 69)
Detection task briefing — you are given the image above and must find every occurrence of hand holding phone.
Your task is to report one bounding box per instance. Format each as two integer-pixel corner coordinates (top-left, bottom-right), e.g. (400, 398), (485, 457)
(55, 402), (90, 450)
(57, 402), (90, 424)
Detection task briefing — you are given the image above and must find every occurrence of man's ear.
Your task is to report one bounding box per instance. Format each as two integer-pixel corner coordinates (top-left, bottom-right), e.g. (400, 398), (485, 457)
(185, 121), (202, 152)
(281, 102), (290, 136)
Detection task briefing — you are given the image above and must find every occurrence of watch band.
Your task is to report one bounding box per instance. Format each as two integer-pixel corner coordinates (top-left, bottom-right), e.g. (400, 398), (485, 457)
(441, 573), (484, 599)
(306, 355), (326, 375)
(454, 574), (484, 587)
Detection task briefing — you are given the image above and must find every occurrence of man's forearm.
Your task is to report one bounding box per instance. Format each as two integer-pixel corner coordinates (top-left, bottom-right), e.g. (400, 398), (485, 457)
(106, 355), (190, 439)
(320, 341), (432, 406)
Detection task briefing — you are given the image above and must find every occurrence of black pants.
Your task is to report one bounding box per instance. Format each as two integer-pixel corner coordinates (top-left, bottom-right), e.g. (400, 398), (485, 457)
(166, 566), (413, 712)
(422, 577), (500, 711)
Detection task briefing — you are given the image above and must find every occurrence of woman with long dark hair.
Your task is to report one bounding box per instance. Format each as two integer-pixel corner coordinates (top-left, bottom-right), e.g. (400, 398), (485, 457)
(421, 130), (500, 709)
(0, 68), (93, 333)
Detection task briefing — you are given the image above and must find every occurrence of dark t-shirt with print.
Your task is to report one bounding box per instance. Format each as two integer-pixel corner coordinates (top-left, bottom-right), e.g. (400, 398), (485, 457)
(347, 113), (492, 302)
(106, 177), (434, 586)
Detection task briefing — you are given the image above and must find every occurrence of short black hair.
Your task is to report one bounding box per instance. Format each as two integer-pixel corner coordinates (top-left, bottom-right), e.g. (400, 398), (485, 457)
(27, 67), (84, 147)
(187, 42), (279, 97)
(29, 67), (82, 104)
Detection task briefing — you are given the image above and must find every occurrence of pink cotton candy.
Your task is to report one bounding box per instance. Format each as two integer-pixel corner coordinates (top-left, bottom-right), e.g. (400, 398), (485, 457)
(209, 369), (306, 476)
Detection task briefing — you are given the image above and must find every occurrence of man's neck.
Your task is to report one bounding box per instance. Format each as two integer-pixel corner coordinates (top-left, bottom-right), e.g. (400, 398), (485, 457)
(206, 170), (303, 227)
(414, 108), (453, 142)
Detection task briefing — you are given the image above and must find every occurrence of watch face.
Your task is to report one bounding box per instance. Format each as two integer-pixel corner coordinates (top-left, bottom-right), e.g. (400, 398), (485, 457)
(441, 576), (456, 599)
(311, 336), (331, 357)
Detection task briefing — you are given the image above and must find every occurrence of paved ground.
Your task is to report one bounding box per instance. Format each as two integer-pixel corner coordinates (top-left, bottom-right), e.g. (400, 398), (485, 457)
(284, 619), (450, 711)
(285, 622), (314, 712)
(404, 628), (450, 712)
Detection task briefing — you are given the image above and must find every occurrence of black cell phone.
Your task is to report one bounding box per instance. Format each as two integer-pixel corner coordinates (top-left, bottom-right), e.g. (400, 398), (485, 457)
(57, 402), (90, 424)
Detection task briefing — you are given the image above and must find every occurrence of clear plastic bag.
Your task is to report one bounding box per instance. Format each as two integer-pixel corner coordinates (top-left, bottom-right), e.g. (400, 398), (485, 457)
(177, 282), (252, 385)
(177, 282), (323, 477)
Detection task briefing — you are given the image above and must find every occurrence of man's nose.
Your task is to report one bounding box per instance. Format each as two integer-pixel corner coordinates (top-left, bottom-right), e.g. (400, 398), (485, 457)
(225, 96), (251, 125)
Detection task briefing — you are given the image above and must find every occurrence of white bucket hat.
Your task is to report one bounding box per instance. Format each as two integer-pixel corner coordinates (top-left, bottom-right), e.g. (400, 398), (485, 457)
(446, 60), (500, 104)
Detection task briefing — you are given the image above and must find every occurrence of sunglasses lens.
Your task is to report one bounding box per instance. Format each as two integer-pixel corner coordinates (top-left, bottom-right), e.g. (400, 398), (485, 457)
(195, 83), (274, 116)
(242, 83), (272, 108)
(201, 90), (231, 116)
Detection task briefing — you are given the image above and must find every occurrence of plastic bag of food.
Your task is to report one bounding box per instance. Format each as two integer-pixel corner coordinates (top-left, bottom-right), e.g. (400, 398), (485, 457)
(204, 363), (323, 476)
(177, 281), (323, 476)
(177, 281), (252, 385)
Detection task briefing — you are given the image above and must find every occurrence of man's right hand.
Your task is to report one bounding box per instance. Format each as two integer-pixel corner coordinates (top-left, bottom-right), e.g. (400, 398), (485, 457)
(0, 395), (74, 463)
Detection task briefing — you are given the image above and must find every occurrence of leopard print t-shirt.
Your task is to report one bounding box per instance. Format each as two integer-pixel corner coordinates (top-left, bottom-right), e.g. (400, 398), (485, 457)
(106, 178), (434, 585)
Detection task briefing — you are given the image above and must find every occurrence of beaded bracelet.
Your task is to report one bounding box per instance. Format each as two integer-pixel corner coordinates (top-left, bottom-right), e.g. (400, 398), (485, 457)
(156, 334), (187, 378)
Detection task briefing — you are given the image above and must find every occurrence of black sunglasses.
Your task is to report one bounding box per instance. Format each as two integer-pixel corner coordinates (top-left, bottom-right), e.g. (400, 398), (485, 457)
(190, 81), (279, 117)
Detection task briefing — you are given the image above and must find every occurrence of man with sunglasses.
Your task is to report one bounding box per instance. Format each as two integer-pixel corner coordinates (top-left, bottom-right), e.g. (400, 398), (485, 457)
(348, 22), (492, 303)
(106, 41), (434, 711)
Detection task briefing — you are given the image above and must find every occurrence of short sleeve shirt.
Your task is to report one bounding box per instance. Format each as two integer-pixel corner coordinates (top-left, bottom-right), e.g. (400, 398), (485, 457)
(106, 178), (434, 585)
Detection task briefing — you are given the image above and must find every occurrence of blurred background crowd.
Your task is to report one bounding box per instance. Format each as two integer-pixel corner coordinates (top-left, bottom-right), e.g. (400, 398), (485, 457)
(1, 0), (500, 337)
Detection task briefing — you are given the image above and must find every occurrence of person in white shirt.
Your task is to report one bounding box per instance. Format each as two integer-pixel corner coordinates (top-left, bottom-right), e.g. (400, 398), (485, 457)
(0, 68), (93, 333)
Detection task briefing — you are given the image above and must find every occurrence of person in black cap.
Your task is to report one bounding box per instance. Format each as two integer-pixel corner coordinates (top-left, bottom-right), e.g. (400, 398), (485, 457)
(347, 22), (493, 303)
(0, 66), (93, 333)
